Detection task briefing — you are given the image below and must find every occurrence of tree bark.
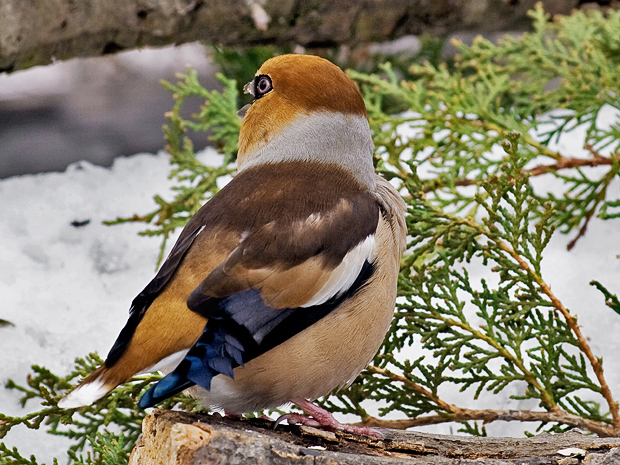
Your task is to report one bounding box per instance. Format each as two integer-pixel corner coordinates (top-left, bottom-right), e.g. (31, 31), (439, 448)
(129, 409), (620, 465)
(0, 0), (582, 73)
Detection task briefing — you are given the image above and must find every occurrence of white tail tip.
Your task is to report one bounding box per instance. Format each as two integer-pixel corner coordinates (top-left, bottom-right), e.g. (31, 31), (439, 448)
(58, 378), (110, 409)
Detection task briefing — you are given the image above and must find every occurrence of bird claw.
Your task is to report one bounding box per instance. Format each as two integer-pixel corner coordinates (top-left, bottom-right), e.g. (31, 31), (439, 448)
(274, 399), (384, 438)
(274, 413), (322, 428)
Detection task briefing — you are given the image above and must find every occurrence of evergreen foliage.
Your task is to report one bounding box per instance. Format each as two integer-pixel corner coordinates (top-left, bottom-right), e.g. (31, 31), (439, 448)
(2, 4), (619, 463)
(0, 354), (199, 464)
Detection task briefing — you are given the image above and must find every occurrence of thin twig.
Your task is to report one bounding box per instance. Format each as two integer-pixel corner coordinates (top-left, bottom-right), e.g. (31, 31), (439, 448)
(366, 366), (618, 437)
(566, 147), (618, 250)
(525, 151), (616, 177)
(357, 409), (618, 437)
(422, 151), (619, 194)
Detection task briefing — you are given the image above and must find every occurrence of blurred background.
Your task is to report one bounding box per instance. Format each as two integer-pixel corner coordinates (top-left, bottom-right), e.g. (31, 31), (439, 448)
(0, 44), (216, 178)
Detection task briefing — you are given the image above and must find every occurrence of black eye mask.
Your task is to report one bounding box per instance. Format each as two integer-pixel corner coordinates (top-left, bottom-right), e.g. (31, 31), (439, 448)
(238, 75), (273, 118)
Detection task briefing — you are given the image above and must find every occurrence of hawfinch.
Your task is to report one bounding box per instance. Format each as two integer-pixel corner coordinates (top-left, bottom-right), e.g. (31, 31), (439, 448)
(59, 54), (407, 435)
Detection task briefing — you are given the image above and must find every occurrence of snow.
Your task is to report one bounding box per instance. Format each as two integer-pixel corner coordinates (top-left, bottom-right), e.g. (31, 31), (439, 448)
(0, 152), (181, 461)
(1, 124), (620, 461)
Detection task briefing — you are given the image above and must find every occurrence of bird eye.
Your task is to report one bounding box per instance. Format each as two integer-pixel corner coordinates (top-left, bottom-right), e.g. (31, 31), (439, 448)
(254, 75), (272, 98)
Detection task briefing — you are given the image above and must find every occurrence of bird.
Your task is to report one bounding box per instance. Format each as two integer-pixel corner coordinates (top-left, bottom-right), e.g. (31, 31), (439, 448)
(58, 54), (407, 435)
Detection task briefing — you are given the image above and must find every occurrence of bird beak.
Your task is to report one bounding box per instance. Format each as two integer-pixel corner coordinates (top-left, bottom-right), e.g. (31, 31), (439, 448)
(243, 81), (255, 97)
(237, 103), (252, 119)
(238, 80), (256, 119)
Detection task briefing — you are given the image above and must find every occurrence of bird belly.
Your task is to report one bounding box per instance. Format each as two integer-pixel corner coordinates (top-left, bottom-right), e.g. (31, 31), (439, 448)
(187, 215), (399, 414)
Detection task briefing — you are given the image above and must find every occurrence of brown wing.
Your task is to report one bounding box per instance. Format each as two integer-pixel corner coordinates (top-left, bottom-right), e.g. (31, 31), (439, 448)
(184, 161), (379, 312)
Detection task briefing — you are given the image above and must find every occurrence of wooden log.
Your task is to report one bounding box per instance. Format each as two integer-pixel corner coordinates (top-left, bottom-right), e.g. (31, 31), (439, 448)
(128, 409), (620, 464)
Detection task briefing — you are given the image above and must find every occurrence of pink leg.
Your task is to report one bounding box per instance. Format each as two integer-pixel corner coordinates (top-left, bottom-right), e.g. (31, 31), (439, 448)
(275, 399), (384, 438)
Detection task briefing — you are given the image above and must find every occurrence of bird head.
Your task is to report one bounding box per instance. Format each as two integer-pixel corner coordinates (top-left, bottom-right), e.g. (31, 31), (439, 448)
(237, 54), (375, 188)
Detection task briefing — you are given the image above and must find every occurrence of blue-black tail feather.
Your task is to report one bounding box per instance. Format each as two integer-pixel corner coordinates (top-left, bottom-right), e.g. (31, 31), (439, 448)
(138, 325), (249, 409)
(138, 374), (194, 408)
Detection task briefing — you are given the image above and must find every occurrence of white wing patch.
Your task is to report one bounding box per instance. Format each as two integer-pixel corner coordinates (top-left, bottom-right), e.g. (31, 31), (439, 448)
(138, 349), (190, 376)
(301, 235), (376, 307)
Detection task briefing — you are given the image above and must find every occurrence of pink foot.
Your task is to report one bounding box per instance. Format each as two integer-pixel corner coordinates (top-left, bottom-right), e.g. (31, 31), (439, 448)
(277, 399), (384, 438)
(274, 412), (322, 428)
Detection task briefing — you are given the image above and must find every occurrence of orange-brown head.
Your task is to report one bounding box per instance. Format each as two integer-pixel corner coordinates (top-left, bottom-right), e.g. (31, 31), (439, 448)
(237, 54), (375, 188)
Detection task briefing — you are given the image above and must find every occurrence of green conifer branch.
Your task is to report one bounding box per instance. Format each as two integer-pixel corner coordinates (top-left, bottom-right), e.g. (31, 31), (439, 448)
(463, 198), (620, 429)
